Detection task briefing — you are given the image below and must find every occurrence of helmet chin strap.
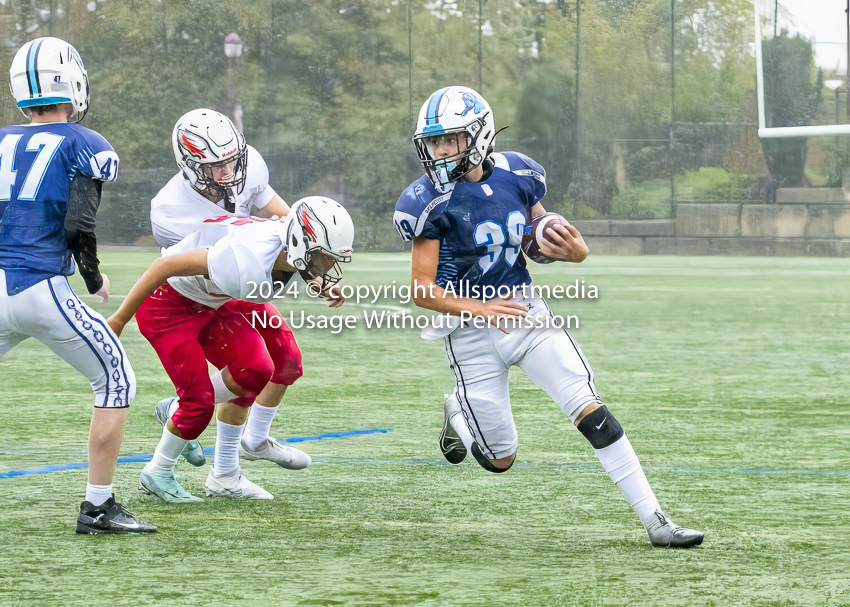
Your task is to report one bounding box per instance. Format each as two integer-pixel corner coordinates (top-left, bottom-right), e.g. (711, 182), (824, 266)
(222, 189), (235, 213)
(203, 181), (235, 212)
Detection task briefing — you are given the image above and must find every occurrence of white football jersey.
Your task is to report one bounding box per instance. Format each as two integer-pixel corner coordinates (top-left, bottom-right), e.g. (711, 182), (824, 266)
(151, 145), (278, 247)
(164, 217), (287, 308)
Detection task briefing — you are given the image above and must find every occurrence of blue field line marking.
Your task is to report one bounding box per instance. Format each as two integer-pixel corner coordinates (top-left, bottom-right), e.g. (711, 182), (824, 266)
(0, 428), (394, 479)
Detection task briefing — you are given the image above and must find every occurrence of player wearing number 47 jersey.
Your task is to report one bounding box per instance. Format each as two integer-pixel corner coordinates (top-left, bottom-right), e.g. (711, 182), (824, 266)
(0, 37), (154, 534)
(394, 85), (703, 547)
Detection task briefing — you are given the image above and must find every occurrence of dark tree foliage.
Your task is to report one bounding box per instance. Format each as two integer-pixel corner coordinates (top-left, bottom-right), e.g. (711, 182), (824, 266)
(761, 30), (823, 192)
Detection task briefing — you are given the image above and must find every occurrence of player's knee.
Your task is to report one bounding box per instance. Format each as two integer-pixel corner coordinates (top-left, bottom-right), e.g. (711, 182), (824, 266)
(576, 405), (624, 449)
(274, 358), (303, 385)
(471, 442), (515, 473)
(229, 357), (274, 398)
(171, 404), (214, 441)
(268, 335), (303, 385)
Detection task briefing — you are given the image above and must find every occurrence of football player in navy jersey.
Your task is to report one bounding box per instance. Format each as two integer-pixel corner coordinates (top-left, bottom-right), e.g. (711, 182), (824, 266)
(0, 37), (154, 534)
(394, 85), (703, 547)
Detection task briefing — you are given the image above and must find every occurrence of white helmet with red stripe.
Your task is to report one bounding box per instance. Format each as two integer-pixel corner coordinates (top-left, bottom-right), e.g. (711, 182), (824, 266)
(172, 108), (247, 199)
(283, 196), (354, 294)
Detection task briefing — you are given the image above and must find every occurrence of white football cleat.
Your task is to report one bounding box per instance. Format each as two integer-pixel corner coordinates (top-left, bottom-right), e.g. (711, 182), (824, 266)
(239, 438), (311, 470)
(204, 468), (273, 500)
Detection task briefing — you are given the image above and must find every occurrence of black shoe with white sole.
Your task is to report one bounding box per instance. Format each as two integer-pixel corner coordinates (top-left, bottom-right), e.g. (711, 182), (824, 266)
(75, 495), (157, 534)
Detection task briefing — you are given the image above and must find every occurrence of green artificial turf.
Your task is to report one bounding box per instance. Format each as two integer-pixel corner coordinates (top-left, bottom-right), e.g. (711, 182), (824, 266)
(0, 252), (848, 606)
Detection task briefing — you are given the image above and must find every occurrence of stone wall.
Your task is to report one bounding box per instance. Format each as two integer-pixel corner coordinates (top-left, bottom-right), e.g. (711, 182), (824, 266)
(574, 189), (850, 256)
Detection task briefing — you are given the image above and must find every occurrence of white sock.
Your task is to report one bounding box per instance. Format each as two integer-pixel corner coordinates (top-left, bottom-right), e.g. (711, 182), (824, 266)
(594, 435), (661, 528)
(242, 404), (278, 450)
(446, 395), (475, 451)
(212, 420), (245, 476)
(211, 370), (239, 403)
(85, 483), (112, 506)
(145, 427), (188, 476)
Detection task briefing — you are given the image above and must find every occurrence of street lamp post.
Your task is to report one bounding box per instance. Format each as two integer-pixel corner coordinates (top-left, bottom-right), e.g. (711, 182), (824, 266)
(224, 32), (243, 133)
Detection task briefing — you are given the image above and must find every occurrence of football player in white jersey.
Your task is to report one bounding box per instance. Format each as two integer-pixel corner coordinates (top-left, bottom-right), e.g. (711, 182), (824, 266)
(393, 86), (703, 547)
(148, 109), (308, 478)
(0, 37), (155, 533)
(109, 198), (353, 501)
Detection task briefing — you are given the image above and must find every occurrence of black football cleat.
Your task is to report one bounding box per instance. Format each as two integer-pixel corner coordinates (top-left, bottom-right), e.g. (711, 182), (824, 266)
(76, 495), (157, 534)
(439, 396), (468, 465)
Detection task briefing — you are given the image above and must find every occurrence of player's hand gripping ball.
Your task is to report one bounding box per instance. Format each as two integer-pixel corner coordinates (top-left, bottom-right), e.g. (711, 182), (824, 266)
(521, 213), (573, 264)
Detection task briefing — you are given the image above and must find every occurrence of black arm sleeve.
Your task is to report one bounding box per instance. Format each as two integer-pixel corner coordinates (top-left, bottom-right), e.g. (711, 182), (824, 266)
(65, 175), (104, 295)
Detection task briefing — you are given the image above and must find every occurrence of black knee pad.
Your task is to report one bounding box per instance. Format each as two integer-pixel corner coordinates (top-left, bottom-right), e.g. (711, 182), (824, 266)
(576, 405), (624, 449)
(471, 442), (514, 474)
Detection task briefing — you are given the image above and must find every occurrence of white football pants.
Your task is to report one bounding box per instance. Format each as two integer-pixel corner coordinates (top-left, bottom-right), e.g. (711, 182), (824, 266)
(0, 269), (135, 408)
(443, 300), (602, 459)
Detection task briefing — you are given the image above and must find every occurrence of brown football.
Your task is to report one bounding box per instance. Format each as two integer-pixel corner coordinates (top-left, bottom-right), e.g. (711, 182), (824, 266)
(521, 213), (571, 264)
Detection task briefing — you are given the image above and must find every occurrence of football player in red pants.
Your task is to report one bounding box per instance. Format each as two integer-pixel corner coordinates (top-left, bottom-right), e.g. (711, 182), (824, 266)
(109, 199), (353, 501)
(149, 109), (307, 476)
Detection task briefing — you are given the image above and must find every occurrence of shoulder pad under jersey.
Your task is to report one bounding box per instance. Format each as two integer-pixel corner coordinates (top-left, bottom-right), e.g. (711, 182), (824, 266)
(392, 176), (452, 242)
(491, 151), (546, 203)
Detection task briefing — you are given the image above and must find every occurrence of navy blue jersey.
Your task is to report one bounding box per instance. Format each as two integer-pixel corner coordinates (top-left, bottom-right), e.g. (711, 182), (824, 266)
(0, 122), (118, 295)
(393, 152), (546, 297)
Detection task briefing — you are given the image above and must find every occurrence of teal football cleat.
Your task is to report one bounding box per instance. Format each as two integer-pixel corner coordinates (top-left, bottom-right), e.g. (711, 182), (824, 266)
(154, 397), (206, 467)
(138, 469), (203, 503)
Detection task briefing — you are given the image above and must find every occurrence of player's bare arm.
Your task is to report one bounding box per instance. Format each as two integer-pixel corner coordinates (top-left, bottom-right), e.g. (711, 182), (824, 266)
(411, 236), (527, 334)
(530, 202), (588, 263)
(259, 194), (290, 220)
(108, 248), (211, 336)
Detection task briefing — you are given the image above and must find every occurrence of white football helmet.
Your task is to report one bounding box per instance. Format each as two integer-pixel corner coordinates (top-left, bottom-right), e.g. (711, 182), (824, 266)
(283, 197), (354, 295)
(413, 85), (496, 193)
(172, 108), (247, 200)
(9, 37), (90, 122)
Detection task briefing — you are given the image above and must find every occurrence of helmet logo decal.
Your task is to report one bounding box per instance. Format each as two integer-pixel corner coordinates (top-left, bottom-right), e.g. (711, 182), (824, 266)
(180, 132), (207, 159)
(298, 205), (322, 243)
(456, 92), (485, 117)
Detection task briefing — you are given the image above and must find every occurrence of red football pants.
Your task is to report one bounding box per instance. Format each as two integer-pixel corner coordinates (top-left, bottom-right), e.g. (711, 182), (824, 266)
(136, 285), (302, 440)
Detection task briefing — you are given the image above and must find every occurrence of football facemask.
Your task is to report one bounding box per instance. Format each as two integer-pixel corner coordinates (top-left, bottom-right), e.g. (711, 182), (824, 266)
(299, 249), (351, 297)
(413, 130), (477, 190)
(191, 154), (247, 196)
